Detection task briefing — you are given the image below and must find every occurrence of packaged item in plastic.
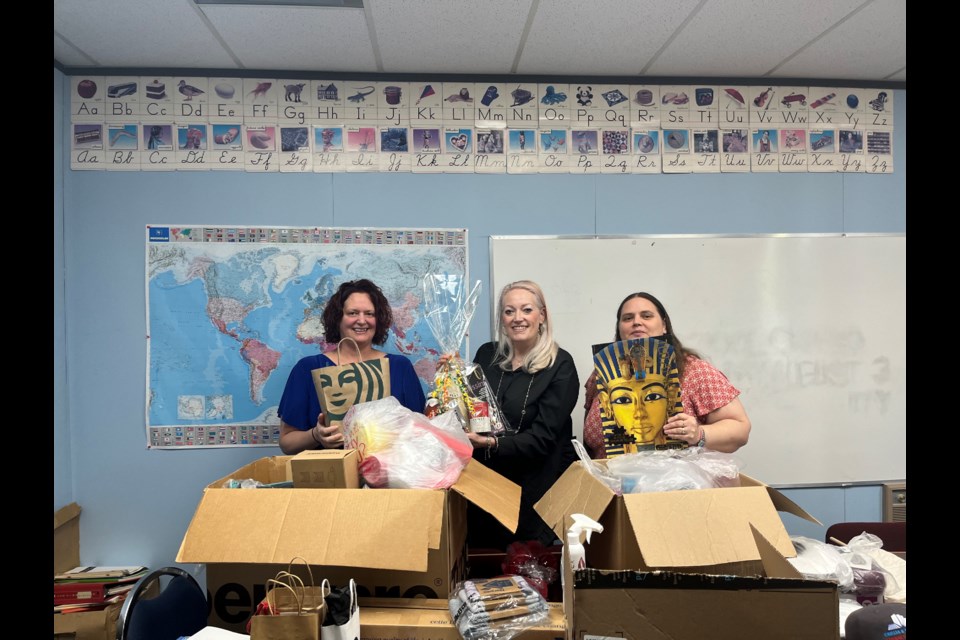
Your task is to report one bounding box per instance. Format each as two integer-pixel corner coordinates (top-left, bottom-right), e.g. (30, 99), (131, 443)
(448, 576), (549, 640)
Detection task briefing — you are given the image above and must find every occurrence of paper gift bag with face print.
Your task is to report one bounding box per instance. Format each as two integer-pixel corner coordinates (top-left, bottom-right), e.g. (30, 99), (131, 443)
(312, 338), (391, 426)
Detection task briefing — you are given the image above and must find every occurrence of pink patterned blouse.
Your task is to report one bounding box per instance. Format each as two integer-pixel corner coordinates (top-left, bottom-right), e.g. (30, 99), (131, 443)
(582, 355), (740, 459)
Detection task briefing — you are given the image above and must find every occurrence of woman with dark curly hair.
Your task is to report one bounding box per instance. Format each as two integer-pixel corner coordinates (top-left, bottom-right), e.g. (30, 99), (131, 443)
(277, 279), (425, 454)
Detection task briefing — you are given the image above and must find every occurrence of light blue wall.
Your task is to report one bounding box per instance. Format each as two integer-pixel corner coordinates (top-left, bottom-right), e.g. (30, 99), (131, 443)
(778, 485), (883, 541)
(55, 67), (72, 510)
(54, 72), (905, 567)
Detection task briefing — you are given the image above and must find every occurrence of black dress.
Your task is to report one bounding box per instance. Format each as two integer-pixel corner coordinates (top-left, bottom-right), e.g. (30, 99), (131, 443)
(468, 341), (580, 548)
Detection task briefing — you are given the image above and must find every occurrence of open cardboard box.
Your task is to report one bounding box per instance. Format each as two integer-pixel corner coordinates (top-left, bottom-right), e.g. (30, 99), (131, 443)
(535, 462), (841, 640)
(177, 455), (521, 632)
(53, 503), (123, 640)
(359, 598), (565, 640)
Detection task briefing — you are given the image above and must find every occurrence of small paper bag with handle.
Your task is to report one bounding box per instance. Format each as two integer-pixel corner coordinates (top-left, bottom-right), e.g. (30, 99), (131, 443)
(271, 558), (328, 617)
(321, 579), (360, 640)
(312, 338), (391, 427)
(249, 577), (322, 640)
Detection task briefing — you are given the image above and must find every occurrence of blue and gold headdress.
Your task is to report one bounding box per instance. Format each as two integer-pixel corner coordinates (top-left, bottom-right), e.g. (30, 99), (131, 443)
(593, 337), (683, 456)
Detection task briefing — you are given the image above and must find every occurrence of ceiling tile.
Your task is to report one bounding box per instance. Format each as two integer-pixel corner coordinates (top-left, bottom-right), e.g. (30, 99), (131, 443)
(368, 0), (533, 73)
(518, 0), (702, 75)
(774, 0), (906, 81)
(52, 0), (905, 83)
(886, 68), (905, 82)
(647, 0), (867, 77)
(201, 5), (377, 71)
(55, 33), (97, 67)
(53, 0), (238, 69)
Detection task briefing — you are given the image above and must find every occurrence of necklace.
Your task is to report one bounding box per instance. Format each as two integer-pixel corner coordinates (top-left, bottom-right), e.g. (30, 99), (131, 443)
(496, 365), (536, 431)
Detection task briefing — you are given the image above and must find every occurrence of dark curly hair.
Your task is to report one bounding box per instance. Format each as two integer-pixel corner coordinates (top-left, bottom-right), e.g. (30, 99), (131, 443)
(322, 279), (393, 346)
(613, 292), (699, 378)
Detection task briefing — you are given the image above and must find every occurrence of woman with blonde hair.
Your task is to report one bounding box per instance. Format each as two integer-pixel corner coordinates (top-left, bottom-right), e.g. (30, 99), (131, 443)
(466, 280), (579, 547)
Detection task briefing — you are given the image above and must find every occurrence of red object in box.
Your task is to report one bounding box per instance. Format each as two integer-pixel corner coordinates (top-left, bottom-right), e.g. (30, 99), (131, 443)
(502, 541), (560, 599)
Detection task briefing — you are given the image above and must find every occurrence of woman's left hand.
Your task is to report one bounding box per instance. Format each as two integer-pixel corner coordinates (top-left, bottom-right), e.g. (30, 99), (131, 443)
(664, 413), (702, 445)
(467, 431), (496, 450)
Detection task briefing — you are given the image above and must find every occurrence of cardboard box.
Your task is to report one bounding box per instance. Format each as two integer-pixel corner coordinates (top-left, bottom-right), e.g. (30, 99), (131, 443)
(53, 503), (123, 640)
(359, 598), (565, 640)
(178, 456), (521, 632)
(535, 462), (840, 640)
(567, 567), (839, 640)
(291, 449), (360, 488)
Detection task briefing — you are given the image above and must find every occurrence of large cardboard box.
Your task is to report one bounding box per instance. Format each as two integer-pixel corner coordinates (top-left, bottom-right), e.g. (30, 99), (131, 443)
(53, 503), (123, 640)
(535, 462), (840, 640)
(178, 456), (521, 632)
(359, 598), (565, 640)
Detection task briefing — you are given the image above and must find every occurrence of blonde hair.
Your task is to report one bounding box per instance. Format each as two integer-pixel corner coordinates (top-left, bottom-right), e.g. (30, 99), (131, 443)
(493, 280), (559, 373)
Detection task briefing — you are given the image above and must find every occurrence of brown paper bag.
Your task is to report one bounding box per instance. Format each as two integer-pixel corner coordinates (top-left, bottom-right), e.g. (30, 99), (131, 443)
(267, 569), (327, 618)
(250, 577), (323, 640)
(311, 338), (391, 426)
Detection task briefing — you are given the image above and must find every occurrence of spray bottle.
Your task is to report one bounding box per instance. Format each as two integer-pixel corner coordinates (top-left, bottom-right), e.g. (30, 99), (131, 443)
(566, 513), (604, 571)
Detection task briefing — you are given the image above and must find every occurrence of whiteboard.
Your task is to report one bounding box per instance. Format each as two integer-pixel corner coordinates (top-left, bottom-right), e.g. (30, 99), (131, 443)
(490, 235), (905, 486)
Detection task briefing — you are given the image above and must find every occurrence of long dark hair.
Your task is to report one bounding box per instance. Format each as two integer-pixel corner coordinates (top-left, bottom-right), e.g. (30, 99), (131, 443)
(322, 279), (392, 346)
(613, 292), (699, 378)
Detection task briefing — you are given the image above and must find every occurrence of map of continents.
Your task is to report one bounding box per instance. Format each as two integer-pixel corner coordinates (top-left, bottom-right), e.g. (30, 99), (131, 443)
(147, 241), (466, 429)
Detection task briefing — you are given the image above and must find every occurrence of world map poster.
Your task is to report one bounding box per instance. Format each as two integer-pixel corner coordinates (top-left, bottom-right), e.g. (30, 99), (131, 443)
(145, 225), (467, 448)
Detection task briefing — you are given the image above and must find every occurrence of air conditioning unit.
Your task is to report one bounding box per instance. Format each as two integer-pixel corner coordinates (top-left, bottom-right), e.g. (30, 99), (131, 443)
(883, 482), (906, 522)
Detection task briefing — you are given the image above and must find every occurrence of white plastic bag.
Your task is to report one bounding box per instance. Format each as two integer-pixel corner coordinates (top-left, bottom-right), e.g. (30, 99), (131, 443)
(342, 396), (473, 489)
(787, 536), (854, 591)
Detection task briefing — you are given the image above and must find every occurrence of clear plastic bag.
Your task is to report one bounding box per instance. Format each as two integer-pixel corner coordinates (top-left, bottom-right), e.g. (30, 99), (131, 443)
(501, 541), (559, 599)
(448, 576), (549, 640)
(605, 448), (742, 494)
(422, 273), (481, 356)
(842, 532), (902, 601)
(422, 274), (510, 435)
(570, 439), (622, 495)
(342, 396), (473, 489)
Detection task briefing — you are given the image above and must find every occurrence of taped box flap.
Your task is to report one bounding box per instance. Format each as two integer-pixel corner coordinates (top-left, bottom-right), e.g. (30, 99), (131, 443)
(740, 474), (822, 526)
(623, 486), (796, 569)
(451, 459), (521, 533)
(177, 487), (443, 571)
(535, 461), (615, 540)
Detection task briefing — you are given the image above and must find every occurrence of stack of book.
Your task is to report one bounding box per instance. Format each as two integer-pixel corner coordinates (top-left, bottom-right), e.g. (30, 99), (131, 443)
(54, 566), (148, 614)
